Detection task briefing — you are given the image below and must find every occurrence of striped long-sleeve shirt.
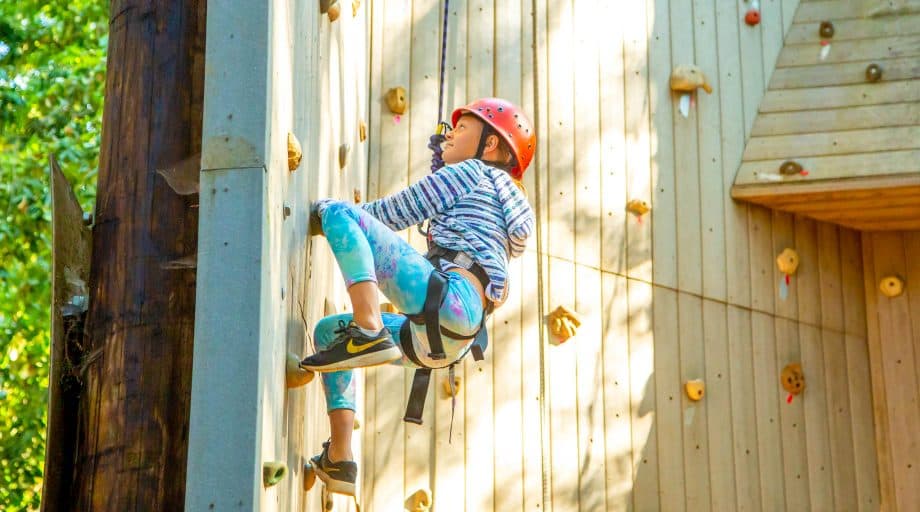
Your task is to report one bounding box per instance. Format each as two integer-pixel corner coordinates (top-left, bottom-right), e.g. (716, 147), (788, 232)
(360, 159), (534, 306)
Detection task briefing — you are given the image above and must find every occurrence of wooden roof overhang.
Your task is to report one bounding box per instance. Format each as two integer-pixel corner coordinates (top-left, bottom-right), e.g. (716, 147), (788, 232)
(731, 1), (920, 231)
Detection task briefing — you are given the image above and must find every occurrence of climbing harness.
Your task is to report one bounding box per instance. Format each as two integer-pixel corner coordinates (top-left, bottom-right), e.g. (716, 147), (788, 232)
(398, 243), (492, 442)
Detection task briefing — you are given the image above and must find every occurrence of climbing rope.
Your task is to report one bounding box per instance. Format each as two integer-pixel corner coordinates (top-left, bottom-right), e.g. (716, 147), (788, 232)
(428, 0), (453, 173)
(419, 0), (453, 238)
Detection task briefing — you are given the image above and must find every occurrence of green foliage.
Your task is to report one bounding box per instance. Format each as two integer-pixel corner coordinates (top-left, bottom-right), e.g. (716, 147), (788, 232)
(0, 1), (107, 509)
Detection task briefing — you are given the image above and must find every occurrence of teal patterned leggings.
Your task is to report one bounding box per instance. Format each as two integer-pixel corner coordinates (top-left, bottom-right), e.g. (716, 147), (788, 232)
(314, 201), (483, 412)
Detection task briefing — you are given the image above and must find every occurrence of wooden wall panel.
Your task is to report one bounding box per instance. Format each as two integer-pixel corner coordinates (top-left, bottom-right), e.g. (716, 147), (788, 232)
(863, 231), (920, 510)
(359, 0), (883, 510)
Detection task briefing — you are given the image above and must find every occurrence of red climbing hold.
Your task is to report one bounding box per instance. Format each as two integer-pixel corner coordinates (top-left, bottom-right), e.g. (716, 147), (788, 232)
(745, 9), (761, 26)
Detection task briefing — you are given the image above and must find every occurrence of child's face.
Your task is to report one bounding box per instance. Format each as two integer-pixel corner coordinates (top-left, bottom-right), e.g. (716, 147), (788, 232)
(441, 114), (484, 165)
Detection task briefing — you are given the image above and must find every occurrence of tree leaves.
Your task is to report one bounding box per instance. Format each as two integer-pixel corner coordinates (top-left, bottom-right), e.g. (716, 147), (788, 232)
(0, 1), (106, 509)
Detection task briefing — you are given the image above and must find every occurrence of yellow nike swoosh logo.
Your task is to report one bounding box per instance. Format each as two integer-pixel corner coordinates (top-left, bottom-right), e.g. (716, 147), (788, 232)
(346, 336), (389, 354)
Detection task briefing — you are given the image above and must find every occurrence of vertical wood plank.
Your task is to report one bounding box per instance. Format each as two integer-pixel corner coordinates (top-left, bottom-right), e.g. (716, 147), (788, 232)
(726, 305), (762, 511)
(628, 279), (659, 511)
(519, 2), (545, 509)
(371, 0), (412, 508)
(760, 0), (784, 79)
(624, 0), (653, 283)
(573, 0), (601, 272)
(434, 2), (468, 509)
(680, 294), (711, 511)
(572, 1), (605, 505)
(600, 0), (628, 277)
(751, 311), (785, 512)
(837, 229), (878, 511)
(859, 234), (893, 510)
(547, 259), (579, 512)
(772, 212), (808, 511)
(545, 0), (577, 506)
(905, 232), (920, 402)
(794, 217), (834, 510)
(654, 286), (685, 512)
(749, 206), (775, 316)
(575, 264), (606, 510)
(870, 233), (920, 510)
(464, 1), (495, 509)
(694, 0), (727, 303)
(521, 253), (545, 512)
(816, 224), (858, 509)
(781, 0), (798, 33)
(670, 0), (703, 297)
(738, 0), (765, 135)
(648, 0), (677, 289)
(493, 1), (526, 510)
(715, 0), (752, 309)
(405, 1), (439, 505)
(749, 206), (782, 510)
(703, 300), (736, 511)
(602, 274), (633, 511)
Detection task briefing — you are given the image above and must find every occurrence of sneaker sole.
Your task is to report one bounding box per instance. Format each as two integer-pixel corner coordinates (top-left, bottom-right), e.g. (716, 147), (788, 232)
(300, 346), (402, 373)
(312, 465), (356, 496)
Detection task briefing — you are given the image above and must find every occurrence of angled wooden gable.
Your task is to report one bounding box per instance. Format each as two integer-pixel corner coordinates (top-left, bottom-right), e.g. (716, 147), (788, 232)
(731, 0), (920, 231)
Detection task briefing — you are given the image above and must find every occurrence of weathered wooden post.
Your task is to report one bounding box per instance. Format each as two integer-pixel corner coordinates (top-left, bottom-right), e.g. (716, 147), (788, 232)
(59, 1), (207, 510)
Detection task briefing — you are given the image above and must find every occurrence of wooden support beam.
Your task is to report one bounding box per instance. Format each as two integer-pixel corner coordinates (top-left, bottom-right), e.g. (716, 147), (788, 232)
(66, 1), (206, 510)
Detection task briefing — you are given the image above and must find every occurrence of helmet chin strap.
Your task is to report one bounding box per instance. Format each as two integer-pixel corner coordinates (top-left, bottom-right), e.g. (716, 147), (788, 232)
(473, 124), (493, 160)
(474, 125), (515, 172)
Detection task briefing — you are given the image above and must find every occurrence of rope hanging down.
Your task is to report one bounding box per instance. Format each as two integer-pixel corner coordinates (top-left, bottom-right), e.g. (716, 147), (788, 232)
(428, 0), (453, 172)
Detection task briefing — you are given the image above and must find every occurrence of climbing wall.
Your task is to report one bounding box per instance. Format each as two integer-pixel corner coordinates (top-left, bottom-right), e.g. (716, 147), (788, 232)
(187, 1), (369, 511)
(366, 0), (882, 510)
(862, 231), (920, 510)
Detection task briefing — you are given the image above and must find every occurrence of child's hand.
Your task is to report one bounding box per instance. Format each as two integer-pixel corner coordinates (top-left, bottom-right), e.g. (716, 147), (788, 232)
(310, 200), (335, 237)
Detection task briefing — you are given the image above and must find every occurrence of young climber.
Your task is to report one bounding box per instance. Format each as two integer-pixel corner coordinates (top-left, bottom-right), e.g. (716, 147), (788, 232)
(299, 97), (536, 496)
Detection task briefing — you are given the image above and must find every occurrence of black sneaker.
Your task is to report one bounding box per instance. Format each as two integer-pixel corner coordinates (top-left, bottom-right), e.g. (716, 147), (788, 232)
(300, 320), (401, 372)
(310, 440), (357, 496)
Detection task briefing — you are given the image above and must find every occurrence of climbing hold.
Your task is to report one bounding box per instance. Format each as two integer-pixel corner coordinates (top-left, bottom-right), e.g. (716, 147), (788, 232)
(283, 204), (292, 219)
(320, 0), (341, 22)
(352, 0), (360, 16)
(263, 461), (287, 487)
(879, 275), (904, 298)
(353, 188), (362, 203)
(442, 375), (462, 398)
(779, 160), (804, 176)
(309, 203), (325, 237)
(685, 379), (705, 401)
(286, 352), (315, 388)
(866, 63), (883, 83)
(776, 248), (800, 275)
(626, 198), (650, 217)
(781, 363), (805, 397)
(548, 305), (581, 343)
(303, 462), (317, 491)
(339, 143), (351, 169)
(669, 65), (713, 94)
(819, 21), (834, 39)
(288, 133), (303, 171)
(386, 86), (408, 115)
(359, 120), (368, 142)
(354, 417), (361, 430)
(744, 8), (761, 26)
(405, 488), (433, 512)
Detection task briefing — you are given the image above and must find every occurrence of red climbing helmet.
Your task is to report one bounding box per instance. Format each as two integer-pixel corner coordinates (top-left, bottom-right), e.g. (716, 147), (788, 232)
(451, 98), (536, 180)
